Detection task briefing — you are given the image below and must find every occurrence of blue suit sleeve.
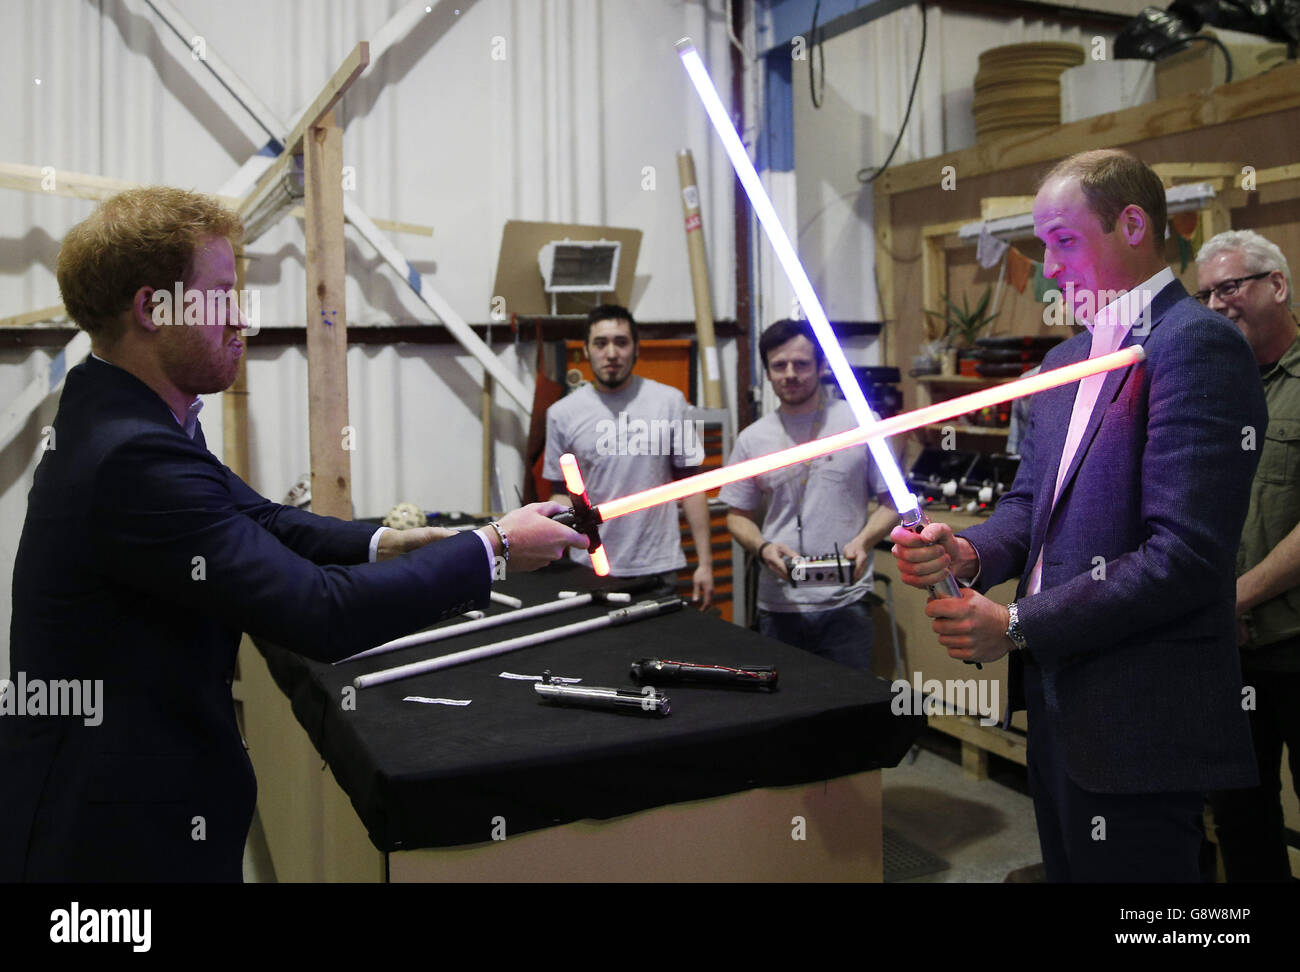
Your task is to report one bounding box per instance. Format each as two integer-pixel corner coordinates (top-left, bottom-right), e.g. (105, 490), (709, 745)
(89, 432), (489, 662)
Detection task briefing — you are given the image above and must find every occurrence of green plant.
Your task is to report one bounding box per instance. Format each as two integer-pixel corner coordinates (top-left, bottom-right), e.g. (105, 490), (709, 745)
(925, 285), (998, 348)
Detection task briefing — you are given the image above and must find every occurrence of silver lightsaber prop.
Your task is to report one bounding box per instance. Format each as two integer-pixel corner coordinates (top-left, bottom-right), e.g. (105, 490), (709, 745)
(353, 596), (684, 689)
(534, 682), (672, 717)
(336, 590), (633, 664)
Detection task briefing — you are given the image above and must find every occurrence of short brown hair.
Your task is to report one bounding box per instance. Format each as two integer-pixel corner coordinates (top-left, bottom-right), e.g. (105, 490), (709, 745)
(57, 187), (243, 342)
(1042, 149), (1166, 252)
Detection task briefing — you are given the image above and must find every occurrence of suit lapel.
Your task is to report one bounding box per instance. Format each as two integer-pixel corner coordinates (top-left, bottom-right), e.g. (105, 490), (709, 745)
(1037, 278), (1187, 548)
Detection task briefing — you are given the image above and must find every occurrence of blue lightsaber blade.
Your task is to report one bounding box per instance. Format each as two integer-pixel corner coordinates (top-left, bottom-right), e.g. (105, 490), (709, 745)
(676, 37), (961, 601)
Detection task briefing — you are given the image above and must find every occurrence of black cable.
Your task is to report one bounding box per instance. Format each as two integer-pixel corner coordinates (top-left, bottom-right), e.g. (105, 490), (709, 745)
(809, 0), (826, 108)
(857, 1), (927, 184)
(1145, 34), (1234, 84)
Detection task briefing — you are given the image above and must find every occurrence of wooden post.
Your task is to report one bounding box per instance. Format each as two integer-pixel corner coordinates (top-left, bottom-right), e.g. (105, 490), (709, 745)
(304, 111), (352, 520)
(222, 248), (252, 481)
(677, 149), (723, 409)
(482, 373), (493, 513)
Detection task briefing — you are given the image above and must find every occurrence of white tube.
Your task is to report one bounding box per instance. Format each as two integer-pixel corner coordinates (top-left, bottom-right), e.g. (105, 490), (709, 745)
(354, 613), (615, 689)
(336, 593), (594, 664)
(489, 591), (524, 609)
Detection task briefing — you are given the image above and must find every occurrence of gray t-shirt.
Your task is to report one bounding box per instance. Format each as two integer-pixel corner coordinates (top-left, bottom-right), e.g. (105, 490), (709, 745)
(720, 398), (888, 612)
(543, 376), (701, 576)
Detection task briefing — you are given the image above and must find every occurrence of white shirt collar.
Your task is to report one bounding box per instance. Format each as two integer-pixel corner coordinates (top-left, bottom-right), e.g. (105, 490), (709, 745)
(1085, 266), (1175, 352)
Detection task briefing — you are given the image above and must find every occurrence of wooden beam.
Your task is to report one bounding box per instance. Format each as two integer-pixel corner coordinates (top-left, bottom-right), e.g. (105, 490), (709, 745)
(290, 207), (432, 237)
(223, 249), (252, 481)
(136, 1), (531, 411)
(1236, 162), (1300, 188)
(1151, 162), (1240, 183)
(0, 161), (424, 238)
(0, 163), (136, 203)
(284, 43), (370, 156)
(304, 113), (352, 520)
(0, 304), (65, 328)
(872, 182), (895, 367)
(877, 62), (1300, 197)
(239, 43), (370, 239)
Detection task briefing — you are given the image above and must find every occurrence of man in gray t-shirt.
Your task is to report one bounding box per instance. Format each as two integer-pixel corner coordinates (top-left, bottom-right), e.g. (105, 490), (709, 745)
(544, 305), (713, 608)
(721, 320), (897, 670)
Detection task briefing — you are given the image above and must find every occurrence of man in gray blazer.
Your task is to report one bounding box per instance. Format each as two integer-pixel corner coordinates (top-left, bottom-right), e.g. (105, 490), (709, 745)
(891, 150), (1265, 881)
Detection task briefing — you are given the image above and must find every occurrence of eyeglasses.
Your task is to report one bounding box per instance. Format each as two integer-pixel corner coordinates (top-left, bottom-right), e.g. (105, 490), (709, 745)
(1194, 271), (1272, 304)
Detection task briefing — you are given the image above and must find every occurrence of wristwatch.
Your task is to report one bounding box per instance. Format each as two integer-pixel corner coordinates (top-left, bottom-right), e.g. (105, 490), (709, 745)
(1005, 601), (1028, 651)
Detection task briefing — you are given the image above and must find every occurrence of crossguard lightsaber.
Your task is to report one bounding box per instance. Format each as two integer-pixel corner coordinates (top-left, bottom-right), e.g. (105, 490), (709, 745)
(553, 453), (611, 576)
(552, 347), (1145, 527)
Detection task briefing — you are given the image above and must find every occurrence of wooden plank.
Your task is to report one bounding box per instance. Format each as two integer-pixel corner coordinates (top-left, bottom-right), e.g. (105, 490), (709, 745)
(872, 182), (895, 366)
(921, 232), (947, 342)
(0, 304), (65, 328)
(0, 162), (137, 202)
(929, 714), (1028, 768)
(222, 250), (251, 481)
(1151, 162), (1240, 182)
(238, 43), (369, 238)
(290, 207), (432, 237)
(980, 195), (1035, 220)
(877, 62), (1300, 197)
(283, 43), (370, 156)
(304, 113), (352, 521)
(0, 161), (426, 236)
(1237, 162), (1300, 188)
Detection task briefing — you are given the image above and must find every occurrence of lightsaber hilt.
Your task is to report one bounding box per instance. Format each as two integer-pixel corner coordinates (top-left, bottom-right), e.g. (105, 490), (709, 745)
(534, 681), (672, 717)
(899, 505), (981, 669)
(551, 502), (603, 562)
(556, 453), (610, 576)
(900, 506), (963, 600)
(630, 657), (778, 691)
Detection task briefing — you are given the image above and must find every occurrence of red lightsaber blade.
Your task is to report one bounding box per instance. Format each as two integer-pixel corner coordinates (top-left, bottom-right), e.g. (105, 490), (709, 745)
(569, 346), (1144, 524)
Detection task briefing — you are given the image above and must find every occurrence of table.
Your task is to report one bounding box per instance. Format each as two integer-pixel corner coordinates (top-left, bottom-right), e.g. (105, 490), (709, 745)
(241, 563), (923, 881)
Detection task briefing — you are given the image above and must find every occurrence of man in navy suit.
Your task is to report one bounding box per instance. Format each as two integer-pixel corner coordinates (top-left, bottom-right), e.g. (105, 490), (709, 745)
(1, 187), (585, 881)
(891, 150), (1265, 882)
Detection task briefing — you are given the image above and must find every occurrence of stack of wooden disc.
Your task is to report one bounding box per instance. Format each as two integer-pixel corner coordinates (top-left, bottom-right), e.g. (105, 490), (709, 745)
(973, 42), (1085, 140)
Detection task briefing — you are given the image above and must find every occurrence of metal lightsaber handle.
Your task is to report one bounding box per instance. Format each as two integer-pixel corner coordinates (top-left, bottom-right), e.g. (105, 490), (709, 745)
(900, 506), (963, 600)
(534, 682), (672, 717)
(899, 506), (981, 669)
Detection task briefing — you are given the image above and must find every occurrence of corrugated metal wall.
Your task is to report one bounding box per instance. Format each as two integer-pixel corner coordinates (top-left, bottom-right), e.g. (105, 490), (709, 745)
(0, 0), (741, 671)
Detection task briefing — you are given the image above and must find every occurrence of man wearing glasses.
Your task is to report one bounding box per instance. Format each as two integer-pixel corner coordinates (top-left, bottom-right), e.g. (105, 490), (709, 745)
(1197, 229), (1300, 881)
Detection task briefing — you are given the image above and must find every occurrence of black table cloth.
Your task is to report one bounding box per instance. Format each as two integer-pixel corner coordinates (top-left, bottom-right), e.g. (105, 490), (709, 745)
(254, 562), (923, 852)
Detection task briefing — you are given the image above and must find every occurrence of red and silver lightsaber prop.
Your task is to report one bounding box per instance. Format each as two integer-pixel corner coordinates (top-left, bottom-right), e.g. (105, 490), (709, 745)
(576, 347), (1145, 522)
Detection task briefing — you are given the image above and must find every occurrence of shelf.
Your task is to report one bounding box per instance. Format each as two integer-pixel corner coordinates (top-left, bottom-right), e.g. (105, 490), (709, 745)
(915, 374), (1018, 386)
(924, 423), (1009, 437)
